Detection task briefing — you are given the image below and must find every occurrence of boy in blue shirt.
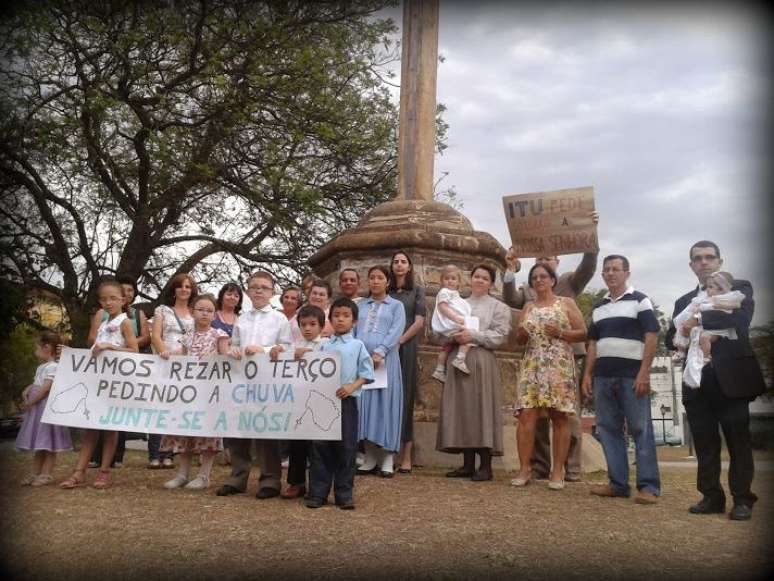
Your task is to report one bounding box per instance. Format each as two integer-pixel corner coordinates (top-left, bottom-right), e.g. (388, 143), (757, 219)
(306, 297), (374, 510)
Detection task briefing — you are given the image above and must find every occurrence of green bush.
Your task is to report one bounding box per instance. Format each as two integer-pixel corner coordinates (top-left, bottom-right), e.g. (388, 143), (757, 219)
(0, 325), (40, 415)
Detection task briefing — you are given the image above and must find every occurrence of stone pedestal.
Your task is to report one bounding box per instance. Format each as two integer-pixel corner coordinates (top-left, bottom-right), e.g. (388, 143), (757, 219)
(309, 199), (605, 473)
(310, 198), (523, 391)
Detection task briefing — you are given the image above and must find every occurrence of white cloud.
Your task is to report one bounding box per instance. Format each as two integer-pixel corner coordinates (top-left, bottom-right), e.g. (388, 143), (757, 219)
(426, 4), (771, 324)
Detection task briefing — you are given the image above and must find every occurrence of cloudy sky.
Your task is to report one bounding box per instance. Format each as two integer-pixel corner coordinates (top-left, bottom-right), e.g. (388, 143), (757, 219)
(384, 2), (771, 324)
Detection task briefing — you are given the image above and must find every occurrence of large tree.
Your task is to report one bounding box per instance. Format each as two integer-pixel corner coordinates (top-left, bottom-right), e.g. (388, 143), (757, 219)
(0, 0), (399, 342)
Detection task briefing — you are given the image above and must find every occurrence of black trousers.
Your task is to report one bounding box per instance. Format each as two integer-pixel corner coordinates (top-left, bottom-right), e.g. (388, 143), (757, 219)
(309, 397), (358, 503)
(91, 431), (126, 466)
(683, 364), (757, 506)
(286, 440), (310, 486)
(147, 433), (173, 461)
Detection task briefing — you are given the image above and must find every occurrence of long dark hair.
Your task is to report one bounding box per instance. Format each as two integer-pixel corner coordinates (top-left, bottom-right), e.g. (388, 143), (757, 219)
(388, 250), (415, 291)
(216, 282), (243, 314)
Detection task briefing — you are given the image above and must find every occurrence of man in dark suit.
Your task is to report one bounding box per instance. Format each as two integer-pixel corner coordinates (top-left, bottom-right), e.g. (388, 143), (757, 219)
(666, 240), (766, 520)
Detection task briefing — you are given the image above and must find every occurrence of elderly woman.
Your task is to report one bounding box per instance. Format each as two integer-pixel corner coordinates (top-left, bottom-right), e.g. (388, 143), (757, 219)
(511, 263), (586, 490)
(436, 264), (511, 482)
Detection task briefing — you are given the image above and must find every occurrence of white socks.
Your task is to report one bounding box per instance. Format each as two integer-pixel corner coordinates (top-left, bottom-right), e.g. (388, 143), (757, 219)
(380, 451), (394, 473)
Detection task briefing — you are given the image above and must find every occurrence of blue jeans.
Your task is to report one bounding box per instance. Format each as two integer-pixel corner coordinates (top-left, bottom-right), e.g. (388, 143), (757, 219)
(593, 376), (660, 496)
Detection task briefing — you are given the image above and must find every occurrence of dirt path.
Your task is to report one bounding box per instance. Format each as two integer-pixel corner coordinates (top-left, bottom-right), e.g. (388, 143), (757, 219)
(1, 448), (772, 580)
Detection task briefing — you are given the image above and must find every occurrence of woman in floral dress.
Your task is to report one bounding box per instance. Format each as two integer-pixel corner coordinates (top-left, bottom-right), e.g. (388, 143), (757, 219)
(512, 263), (586, 490)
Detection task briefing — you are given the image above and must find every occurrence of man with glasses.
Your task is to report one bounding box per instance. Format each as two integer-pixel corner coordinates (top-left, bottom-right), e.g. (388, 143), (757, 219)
(666, 240), (765, 520)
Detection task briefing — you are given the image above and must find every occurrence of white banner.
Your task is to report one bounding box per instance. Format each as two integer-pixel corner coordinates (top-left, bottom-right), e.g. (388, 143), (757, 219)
(42, 348), (343, 440)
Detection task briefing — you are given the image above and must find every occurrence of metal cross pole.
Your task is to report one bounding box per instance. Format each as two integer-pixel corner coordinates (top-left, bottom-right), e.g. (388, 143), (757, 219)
(397, 0), (440, 201)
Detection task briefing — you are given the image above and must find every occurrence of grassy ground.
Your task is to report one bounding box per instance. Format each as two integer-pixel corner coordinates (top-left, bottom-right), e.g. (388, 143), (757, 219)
(1, 446), (772, 581)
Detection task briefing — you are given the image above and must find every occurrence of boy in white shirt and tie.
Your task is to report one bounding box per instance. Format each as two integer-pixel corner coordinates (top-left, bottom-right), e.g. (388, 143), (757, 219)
(216, 271), (292, 499)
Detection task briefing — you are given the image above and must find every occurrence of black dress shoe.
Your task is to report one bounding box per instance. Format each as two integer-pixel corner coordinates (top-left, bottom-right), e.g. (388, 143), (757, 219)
(336, 499), (355, 510)
(216, 484), (241, 496)
(471, 470), (493, 482)
(379, 470), (394, 479)
(256, 487), (280, 499)
(729, 503), (752, 521)
(688, 497), (726, 514)
(445, 467), (475, 478)
(356, 466), (378, 476)
(305, 496), (326, 509)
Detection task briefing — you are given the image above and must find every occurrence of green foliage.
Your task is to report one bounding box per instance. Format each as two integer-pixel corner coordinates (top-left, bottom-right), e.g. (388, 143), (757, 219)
(0, 325), (39, 415)
(0, 279), (30, 338)
(0, 0), (401, 343)
(575, 288), (607, 324)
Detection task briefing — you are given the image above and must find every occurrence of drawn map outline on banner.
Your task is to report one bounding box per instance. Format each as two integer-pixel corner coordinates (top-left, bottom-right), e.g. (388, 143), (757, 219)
(42, 348), (343, 440)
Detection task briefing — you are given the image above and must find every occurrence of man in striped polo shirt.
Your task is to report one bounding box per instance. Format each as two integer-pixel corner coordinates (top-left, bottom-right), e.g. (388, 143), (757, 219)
(581, 254), (661, 504)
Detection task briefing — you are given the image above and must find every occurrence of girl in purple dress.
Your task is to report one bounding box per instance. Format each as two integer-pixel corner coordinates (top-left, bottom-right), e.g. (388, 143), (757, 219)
(16, 331), (72, 486)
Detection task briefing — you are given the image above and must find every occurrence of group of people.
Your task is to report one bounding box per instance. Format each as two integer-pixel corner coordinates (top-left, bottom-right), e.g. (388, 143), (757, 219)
(15, 237), (766, 519)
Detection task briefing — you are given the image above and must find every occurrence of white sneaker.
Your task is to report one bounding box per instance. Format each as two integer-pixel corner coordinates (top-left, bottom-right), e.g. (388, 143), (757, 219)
(451, 357), (470, 374)
(184, 475), (209, 490)
(431, 368), (447, 383)
(163, 475), (189, 489)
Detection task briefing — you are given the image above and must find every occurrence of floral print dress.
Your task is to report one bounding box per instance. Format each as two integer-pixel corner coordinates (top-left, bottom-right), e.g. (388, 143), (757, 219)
(517, 298), (577, 413)
(160, 327), (228, 454)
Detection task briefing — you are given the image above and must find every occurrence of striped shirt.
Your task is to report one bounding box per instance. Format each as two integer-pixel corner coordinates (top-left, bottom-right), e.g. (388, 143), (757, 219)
(588, 286), (660, 378)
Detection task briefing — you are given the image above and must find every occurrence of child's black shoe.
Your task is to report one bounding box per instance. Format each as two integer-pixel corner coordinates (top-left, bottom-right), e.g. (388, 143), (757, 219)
(305, 496), (326, 509)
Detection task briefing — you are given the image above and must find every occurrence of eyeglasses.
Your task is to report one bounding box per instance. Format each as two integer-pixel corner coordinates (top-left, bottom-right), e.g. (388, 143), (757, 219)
(194, 308), (215, 314)
(247, 285), (273, 292)
(530, 274), (551, 281)
(691, 254), (719, 263)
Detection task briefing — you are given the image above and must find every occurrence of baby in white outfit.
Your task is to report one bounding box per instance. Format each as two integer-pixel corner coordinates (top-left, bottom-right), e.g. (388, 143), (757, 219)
(673, 271), (743, 387)
(431, 265), (475, 382)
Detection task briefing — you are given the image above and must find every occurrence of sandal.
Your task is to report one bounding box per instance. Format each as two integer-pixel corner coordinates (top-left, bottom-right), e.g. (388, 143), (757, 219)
(60, 471), (86, 489)
(21, 474), (37, 486)
(93, 470), (111, 489)
(31, 474), (55, 487)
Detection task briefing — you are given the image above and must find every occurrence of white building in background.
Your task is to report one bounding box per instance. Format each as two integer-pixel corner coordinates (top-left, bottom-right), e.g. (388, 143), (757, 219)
(649, 356), (685, 445)
(650, 357), (774, 448)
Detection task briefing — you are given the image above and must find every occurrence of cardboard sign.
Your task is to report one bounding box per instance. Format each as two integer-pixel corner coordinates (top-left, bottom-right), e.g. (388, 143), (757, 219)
(502, 186), (598, 257)
(41, 348), (343, 440)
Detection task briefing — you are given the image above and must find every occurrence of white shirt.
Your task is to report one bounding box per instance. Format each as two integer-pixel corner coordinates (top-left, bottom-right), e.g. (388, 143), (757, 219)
(231, 304), (292, 352)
